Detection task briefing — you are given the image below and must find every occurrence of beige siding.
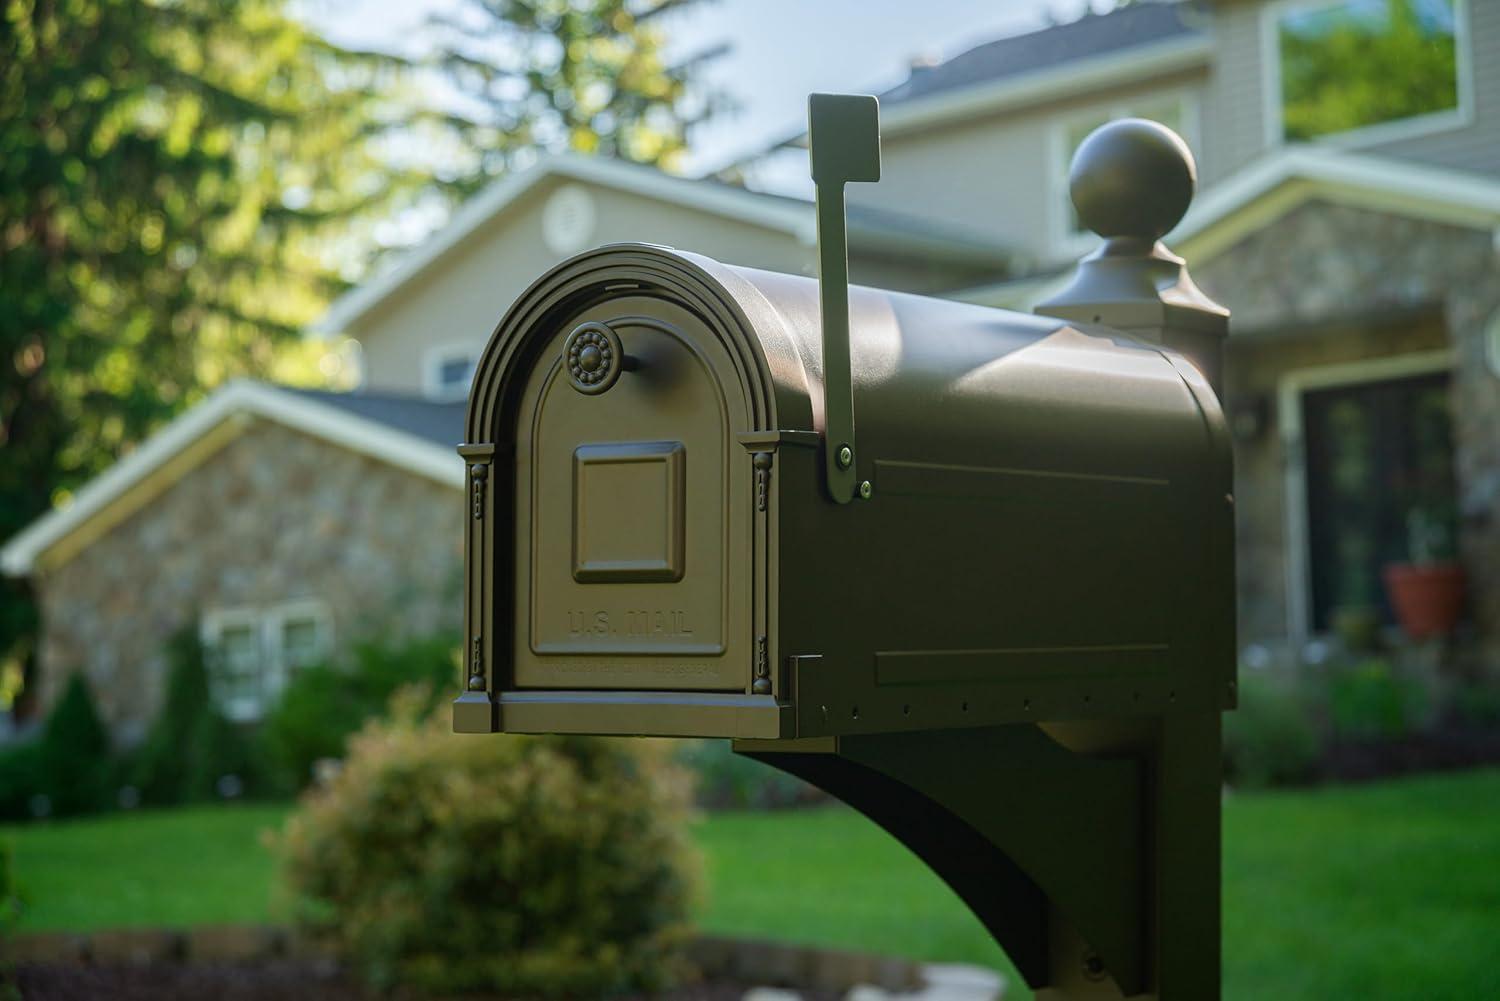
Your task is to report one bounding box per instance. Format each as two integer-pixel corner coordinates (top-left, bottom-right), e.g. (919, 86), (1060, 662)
(352, 181), (817, 395)
(851, 73), (1209, 264)
(1199, 0), (1271, 183)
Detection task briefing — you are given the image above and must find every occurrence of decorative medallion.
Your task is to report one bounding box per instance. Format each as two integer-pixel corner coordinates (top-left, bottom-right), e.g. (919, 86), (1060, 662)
(564, 321), (624, 395)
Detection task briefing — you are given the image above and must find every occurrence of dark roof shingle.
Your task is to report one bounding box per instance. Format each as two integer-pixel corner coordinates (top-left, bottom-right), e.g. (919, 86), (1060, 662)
(881, 2), (1203, 108)
(284, 387), (465, 448)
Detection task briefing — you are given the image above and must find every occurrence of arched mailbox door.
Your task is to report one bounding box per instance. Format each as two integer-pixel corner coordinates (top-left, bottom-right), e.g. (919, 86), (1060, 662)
(457, 243), (1233, 741)
(511, 299), (756, 694)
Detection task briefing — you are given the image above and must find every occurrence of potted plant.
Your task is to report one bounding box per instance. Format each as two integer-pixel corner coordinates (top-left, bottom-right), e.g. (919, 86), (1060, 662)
(1382, 506), (1465, 640)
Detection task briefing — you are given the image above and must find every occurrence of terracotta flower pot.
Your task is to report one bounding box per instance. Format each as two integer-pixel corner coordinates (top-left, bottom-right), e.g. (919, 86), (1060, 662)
(1382, 562), (1466, 640)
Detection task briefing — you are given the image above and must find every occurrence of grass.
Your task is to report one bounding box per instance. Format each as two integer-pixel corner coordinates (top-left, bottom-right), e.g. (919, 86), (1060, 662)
(6, 770), (1500, 999)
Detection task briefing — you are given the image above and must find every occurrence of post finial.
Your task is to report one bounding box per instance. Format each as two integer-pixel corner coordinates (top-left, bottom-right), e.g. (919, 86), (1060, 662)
(1037, 118), (1229, 391)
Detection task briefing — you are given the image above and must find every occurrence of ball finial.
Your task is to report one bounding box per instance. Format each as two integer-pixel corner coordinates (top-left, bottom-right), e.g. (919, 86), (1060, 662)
(1069, 118), (1196, 243)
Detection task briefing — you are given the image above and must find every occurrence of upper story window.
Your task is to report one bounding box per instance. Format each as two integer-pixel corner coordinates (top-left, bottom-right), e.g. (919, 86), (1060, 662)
(423, 343), (481, 401)
(1052, 93), (1197, 256)
(202, 600), (333, 721)
(1267, 0), (1469, 146)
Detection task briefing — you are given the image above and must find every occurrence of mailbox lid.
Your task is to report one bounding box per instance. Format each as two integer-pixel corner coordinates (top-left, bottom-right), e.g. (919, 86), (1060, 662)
(509, 296), (756, 692)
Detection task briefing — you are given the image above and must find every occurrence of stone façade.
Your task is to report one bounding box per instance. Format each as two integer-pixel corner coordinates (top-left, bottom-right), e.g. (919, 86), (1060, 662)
(1194, 199), (1500, 658)
(34, 420), (464, 744)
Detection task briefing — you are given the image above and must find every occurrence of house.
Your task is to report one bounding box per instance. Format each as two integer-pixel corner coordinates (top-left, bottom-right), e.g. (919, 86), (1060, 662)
(6, 0), (1499, 742)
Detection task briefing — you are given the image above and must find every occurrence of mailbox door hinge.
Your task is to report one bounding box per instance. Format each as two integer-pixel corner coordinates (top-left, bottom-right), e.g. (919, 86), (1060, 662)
(752, 634), (771, 695)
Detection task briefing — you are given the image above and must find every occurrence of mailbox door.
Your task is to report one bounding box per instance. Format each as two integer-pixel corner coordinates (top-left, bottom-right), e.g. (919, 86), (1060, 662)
(510, 297), (755, 692)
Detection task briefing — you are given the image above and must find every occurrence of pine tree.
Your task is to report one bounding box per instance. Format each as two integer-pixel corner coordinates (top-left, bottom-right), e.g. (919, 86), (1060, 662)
(425, 0), (730, 192)
(0, 0), (419, 699)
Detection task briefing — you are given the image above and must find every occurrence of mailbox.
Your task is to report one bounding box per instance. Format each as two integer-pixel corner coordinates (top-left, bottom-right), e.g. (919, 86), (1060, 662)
(452, 99), (1237, 1000)
(454, 103), (1233, 743)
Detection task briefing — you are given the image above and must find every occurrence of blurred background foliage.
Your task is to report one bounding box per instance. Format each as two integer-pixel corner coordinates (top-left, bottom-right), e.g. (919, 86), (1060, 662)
(0, 0), (724, 714)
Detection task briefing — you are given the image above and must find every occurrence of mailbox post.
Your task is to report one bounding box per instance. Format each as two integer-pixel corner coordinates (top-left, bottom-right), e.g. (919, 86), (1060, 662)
(454, 97), (1234, 1001)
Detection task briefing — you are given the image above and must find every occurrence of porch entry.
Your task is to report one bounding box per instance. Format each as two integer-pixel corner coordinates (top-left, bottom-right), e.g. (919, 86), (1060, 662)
(1300, 371), (1456, 632)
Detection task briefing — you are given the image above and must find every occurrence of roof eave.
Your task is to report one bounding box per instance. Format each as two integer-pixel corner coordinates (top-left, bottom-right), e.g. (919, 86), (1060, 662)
(879, 34), (1213, 140)
(0, 381), (461, 577)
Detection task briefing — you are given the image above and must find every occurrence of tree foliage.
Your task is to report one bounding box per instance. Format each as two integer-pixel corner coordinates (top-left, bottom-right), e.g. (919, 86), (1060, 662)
(425, 0), (728, 191)
(1278, 0), (1459, 141)
(0, 0), (723, 712)
(0, 0), (414, 695)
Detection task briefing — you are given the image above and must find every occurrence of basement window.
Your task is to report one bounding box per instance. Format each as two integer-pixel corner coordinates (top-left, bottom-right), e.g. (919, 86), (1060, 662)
(201, 600), (333, 721)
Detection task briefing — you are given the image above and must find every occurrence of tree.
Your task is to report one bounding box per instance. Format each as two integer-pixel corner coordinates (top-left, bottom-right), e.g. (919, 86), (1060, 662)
(0, 1), (416, 707)
(425, 0), (729, 192)
(1278, 0), (1460, 142)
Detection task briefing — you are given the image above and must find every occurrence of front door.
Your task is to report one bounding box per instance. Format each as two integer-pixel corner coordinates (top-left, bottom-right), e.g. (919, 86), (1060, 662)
(1302, 371), (1456, 632)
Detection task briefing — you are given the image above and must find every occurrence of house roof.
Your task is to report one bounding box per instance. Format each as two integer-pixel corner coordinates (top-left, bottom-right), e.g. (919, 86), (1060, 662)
(954, 144), (1500, 308)
(281, 387), (464, 448)
(881, 2), (1203, 109)
(748, 1), (1211, 156)
(316, 152), (1013, 336)
(0, 381), (461, 576)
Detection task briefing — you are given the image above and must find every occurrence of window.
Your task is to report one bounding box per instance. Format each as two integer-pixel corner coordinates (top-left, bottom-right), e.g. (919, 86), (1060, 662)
(1268, 0), (1467, 145)
(1301, 372), (1456, 631)
(1053, 94), (1194, 252)
(201, 600), (333, 721)
(423, 344), (481, 401)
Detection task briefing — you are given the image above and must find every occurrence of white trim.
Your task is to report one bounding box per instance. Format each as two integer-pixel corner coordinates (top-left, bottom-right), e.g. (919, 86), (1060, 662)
(315, 152), (1010, 336)
(315, 154), (813, 335)
(1276, 350), (1454, 640)
(1046, 89), (1202, 260)
(1260, 0), (1474, 151)
(422, 342), (483, 402)
(879, 34), (1214, 140)
(0, 380), (463, 576)
(952, 144), (1500, 309)
(1174, 144), (1500, 252)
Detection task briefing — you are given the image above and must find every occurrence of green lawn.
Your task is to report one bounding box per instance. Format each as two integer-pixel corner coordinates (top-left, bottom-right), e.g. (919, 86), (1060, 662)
(7, 770), (1500, 999)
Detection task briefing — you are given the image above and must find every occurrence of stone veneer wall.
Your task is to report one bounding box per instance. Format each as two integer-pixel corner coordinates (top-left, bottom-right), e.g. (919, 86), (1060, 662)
(35, 421), (464, 743)
(1194, 200), (1500, 657)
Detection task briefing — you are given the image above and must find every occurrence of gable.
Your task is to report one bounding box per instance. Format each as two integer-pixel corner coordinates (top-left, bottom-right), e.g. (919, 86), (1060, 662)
(1, 382), (460, 576)
(349, 176), (818, 395)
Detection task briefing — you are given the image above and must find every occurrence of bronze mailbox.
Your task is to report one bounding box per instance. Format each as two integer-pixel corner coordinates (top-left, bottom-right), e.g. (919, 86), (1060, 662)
(455, 242), (1232, 740)
(452, 98), (1237, 1000)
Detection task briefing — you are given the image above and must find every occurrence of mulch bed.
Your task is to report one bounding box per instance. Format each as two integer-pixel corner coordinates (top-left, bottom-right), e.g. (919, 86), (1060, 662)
(1320, 729), (1500, 783)
(9, 961), (842, 1001)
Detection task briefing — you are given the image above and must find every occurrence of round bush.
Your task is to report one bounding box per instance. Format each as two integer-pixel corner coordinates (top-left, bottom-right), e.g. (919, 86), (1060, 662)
(276, 690), (700, 996)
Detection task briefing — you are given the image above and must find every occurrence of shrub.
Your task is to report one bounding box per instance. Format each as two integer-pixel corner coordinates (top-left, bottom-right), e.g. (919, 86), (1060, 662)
(259, 634), (459, 791)
(1327, 659), (1427, 741)
(0, 744), (40, 821)
(277, 690), (700, 996)
(1450, 679), (1500, 730)
(1224, 672), (1323, 788)
(34, 673), (111, 817)
(133, 625), (259, 804)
